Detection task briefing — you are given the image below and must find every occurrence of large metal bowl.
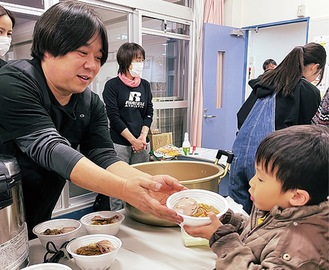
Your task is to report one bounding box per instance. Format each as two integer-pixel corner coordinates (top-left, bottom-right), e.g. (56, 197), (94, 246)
(125, 160), (226, 226)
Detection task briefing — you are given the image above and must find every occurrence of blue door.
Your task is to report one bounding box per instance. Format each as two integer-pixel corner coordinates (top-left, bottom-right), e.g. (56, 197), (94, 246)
(201, 24), (247, 151)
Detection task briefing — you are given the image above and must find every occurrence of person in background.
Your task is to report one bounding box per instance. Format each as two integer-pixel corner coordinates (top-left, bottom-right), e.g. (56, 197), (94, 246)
(184, 125), (329, 270)
(0, 1), (184, 240)
(312, 87), (329, 126)
(0, 5), (15, 67)
(95, 42), (153, 211)
(262, 58), (277, 72)
(247, 58), (277, 100)
(229, 42), (326, 213)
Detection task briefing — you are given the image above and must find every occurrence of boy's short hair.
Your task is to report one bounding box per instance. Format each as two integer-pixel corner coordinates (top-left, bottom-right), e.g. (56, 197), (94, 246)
(117, 42), (145, 74)
(255, 125), (329, 205)
(31, 1), (108, 65)
(262, 59), (277, 71)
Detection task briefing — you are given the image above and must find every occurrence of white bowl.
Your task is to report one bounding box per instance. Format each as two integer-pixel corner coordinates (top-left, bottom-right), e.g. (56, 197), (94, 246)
(80, 211), (124, 235)
(32, 219), (81, 249)
(166, 189), (228, 227)
(22, 263), (72, 269)
(66, 234), (122, 270)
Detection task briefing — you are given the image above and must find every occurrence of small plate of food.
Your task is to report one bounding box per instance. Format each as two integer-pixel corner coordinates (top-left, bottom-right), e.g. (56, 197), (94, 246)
(153, 144), (183, 160)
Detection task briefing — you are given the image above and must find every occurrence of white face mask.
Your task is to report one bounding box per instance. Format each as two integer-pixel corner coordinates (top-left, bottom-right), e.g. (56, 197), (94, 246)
(129, 62), (144, 77)
(0, 36), (11, 57)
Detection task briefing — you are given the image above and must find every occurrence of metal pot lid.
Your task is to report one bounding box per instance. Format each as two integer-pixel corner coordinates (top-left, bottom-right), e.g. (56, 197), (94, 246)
(0, 155), (21, 205)
(0, 155), (20, 179)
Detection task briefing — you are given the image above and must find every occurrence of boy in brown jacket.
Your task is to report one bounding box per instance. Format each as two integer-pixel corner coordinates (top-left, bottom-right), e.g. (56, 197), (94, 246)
(184, 125), (329, 270)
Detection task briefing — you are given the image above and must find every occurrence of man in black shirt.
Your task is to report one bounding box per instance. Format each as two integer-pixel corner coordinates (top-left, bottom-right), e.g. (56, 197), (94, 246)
(0, 1), (184, 239)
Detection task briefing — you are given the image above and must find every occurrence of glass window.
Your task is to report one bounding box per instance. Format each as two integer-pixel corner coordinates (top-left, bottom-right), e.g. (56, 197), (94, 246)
(89, 10), (128, 99)
(142, 15), (191, 146)
(142, 35), (189, 99)
(142, 16), (190, 35)
(162, 0), (193, 8)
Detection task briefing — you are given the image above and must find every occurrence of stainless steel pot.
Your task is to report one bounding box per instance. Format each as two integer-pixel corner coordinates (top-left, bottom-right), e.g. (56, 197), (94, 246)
(125, 150), (233, 226)
(0, 155), (29, 269)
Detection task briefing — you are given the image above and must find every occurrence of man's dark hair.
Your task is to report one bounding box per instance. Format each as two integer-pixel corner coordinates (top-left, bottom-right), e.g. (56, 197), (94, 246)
(262, 59), (277, 71)
(117, 42), (145, 74)
(31, 1), (108, 65)
(255, 125), (329, 205)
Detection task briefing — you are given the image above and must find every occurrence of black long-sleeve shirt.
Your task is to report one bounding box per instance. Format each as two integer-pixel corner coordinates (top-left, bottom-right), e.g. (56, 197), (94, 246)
(103, 76), (153, 146)
(0, 59), (121, 238)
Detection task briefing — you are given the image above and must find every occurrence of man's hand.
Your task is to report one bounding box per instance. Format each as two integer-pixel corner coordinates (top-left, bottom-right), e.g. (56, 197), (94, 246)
(122, 174), (187, 224)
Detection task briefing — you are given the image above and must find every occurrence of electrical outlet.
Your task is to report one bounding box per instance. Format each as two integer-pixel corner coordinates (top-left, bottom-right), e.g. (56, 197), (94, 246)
(297, 5), (306, 17)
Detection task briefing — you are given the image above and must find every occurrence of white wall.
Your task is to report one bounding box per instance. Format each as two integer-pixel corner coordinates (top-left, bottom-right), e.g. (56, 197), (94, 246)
(248, 22), (308, 79)
(238, 0), (329, 57)
(225, 0), (329, 97)
(225, 0), (329, 28)
(225, 0), (329, 46)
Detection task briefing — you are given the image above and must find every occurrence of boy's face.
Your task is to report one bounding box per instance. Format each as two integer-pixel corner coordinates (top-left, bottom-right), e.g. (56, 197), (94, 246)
(248, 163), (293, 211)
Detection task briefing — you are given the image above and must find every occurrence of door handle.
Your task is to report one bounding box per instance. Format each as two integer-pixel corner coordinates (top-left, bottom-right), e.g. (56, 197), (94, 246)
(203, 114), (217, 119)
(203, 108), (216, 119)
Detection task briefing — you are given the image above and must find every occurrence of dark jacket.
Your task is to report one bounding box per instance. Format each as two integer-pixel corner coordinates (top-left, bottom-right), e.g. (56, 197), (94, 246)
(238, 77), (321, 130)
(0, 58), (7, 68)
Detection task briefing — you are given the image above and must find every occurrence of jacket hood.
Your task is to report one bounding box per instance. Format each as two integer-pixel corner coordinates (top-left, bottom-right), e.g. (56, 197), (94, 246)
(248, 76), (275, 98)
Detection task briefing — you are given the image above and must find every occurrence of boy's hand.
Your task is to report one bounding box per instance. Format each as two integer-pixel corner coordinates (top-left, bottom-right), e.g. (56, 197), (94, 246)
(183, 212), (222, 240)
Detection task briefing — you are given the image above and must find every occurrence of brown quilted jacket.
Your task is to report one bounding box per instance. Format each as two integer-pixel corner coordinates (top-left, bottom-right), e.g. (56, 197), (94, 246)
(210, 201), (329, 270)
